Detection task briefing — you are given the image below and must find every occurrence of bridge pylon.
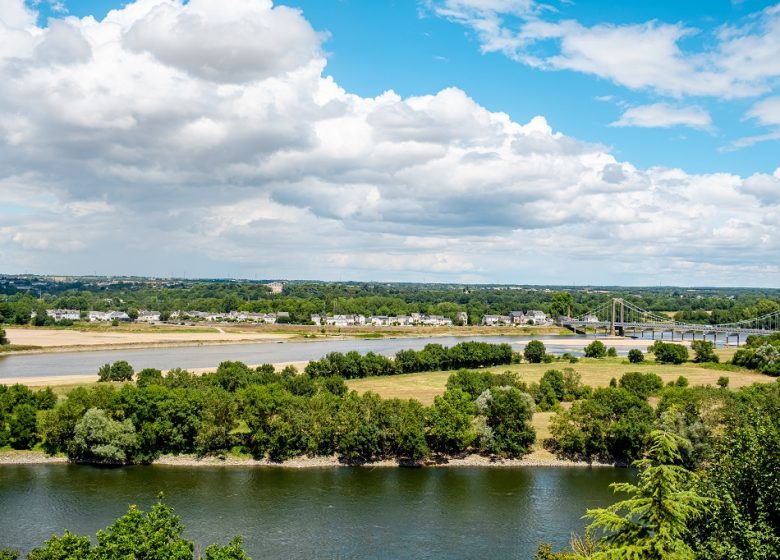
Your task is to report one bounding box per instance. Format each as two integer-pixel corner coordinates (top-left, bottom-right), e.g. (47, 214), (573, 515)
(610, 298), (624, 336)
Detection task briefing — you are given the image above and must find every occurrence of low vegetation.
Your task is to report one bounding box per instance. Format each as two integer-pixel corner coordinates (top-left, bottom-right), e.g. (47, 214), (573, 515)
(0, 498), (250, 559)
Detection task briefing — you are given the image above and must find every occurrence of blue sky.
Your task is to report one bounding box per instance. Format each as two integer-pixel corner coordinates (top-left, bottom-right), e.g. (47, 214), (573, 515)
(1, 0), (779, 285)
(34, 0), (780, 176)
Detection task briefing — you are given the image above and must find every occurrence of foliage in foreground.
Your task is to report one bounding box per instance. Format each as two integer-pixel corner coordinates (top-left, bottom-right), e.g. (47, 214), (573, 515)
(537, 431), (713, 559)
(1, 498), (249, 560)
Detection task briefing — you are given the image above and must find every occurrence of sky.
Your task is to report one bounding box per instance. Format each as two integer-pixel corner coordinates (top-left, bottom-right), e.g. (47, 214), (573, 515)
(0, 0), (779, 286)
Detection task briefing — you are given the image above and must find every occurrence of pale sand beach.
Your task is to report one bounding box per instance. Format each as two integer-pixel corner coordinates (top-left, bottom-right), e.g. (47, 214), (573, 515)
(4, 327), (294, 350)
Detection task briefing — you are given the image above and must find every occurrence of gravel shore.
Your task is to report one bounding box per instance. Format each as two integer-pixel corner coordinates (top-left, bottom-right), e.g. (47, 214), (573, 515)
(0, 450), (617, 469)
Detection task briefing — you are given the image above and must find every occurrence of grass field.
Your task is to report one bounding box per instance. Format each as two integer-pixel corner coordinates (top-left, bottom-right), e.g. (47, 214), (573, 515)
(346, 351), (770, 406)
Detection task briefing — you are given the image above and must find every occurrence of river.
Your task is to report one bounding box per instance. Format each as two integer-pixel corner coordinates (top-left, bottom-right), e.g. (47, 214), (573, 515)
(0, 464), (633, 558)
(0, 335), (609, 379)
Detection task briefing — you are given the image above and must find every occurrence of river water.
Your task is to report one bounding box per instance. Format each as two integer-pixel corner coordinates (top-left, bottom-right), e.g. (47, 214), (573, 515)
(0, 464), (633, 558)
(0, 335), (608, 379)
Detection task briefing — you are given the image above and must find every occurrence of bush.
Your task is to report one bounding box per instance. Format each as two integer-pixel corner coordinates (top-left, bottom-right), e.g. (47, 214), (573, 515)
(675, 375), (689, 388)
(583, 340), (607, 358)
(692, 340), (719, 363)
(0, 325), (8, 345)
(70, 408), (137, 464)
(523, 340), (547, 363)
(607, 347), (617, 357)
(98, 361), (135, 382)
(618, 371), (663, 399)
(717, 376), (729, 389)
(653, 343), (689, 364)
(627, 349), (644, 363)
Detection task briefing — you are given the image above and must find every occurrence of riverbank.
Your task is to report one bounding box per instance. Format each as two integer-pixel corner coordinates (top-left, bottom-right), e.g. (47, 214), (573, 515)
(1, 325), (569, 355)
(0, 449), (617, 468)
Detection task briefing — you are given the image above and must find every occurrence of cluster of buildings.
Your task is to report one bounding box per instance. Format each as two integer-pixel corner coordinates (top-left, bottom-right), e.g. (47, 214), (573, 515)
(481, 310), (550, 326)
(172, 310), (289, 324)
(311, 312), (467, 327)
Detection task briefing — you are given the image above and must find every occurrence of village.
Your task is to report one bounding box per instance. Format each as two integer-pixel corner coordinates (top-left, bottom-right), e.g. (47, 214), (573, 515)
(36, 308), (554, 327)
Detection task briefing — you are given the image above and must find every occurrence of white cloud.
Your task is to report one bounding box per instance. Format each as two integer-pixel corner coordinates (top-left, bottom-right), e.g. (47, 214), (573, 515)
(0, 0), (778, 284)
(611, 103), (713, 130)
(429, 0), (780, 99)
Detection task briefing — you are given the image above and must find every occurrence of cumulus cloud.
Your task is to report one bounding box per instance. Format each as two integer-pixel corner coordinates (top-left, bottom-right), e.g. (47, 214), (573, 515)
(0, 0), (778, 284)
(611, 103), (713, 130)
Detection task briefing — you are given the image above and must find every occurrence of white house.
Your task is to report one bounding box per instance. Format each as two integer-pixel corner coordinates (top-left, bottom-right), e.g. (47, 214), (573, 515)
(508, 311), (526, 325)
(582, 313), (600, 323)
(324, 314), (366, 327)
(137, 310), (161, 322)
(46, 309), (81, 321)
(525, 310), (549, 325)
(482, 314), (510, 326)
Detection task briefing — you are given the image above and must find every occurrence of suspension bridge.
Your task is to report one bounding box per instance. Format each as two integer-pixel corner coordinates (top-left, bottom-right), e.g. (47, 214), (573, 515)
(559, 298), (780, 345)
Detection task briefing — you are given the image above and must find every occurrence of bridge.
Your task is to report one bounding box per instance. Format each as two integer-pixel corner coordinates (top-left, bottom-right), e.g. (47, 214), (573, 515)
(559, 298), (780, 345)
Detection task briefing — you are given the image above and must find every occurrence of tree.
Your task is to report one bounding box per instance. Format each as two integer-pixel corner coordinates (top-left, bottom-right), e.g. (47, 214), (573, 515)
(654, 343), (689, 364)
(9, 403), (38, 449)
(691, 340), (719, 363)
(0, 325), (8, 345)
(583, 431), (713, 559)
(627, 349), (644, 364)
(619, 371), (663, 400)
(583, 340), (607, 358)
(550, 291), (574, 318)
(716, 376), (729, 389)
(426, 389), (475, 455)
(27, 531), (91, 560)
(97, 361), (134, 382)
(204, 537), (252, 560)
(70, 408), (137, 464)
(127, 308), (139, 321)
(524, 340), (547, 363)
(485, 388), (536, 457)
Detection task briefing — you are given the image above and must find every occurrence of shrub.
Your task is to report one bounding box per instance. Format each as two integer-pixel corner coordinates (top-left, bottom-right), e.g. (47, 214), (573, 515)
(70, 408), (137, 464)
(619, 371), (663, 399)
(691, 340), (719, 363)
(583, 340), (607, 358)
(607, 347), (618, 358)
(98, 361), (135, 382)
(717, 376), (729, 389)
(523, 340), (547, 363)
(653, 343), (689, 364)
(627, 349), (644, 363)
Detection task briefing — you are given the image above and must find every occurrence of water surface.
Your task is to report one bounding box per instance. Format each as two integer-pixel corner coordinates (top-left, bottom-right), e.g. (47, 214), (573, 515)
(0, 464), (632, 558)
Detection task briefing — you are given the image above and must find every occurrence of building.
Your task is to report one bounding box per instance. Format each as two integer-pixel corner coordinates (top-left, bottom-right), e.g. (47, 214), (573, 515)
(324, 314), (366, 327)
(46, 309), (81, 321)
(582, 313), (599, 323)
(508, 311), (526, 325)
(525, 310), (549, 325)
(266, 282), (284, 294)
(137, 310), (161, 322)
(456, 311), (468, 325)
(482, 314), (510, 326)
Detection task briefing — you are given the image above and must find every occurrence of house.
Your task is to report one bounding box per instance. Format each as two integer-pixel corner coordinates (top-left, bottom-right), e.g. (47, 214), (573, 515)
(525, 310), (549, 325)
(482, 314), (510, 326)
(137, 310), (161, 322)
(266, 282), (284, 294)
(311, 314), (321, 326)
(370, 315), (391, 326)
(582, 313), (599, 323)
(508, 311), (526, 325)
(46, 309), (81, 321)
(456, 311), (468, 325)
(324, 314), (366, 327)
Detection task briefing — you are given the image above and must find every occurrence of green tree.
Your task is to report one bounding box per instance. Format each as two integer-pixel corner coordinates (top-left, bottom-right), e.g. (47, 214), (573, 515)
(28, 531), (92, 560)
(426, 389), (475, 455)
(0, 325), (8, 345)
(524, 340), (547, 363)
(716, 376), (729, 389)
(550, 291), (574, 318)
(619, 371), (663, 400)
(485, 388), (536, 457)
(203, 537), (252, 560)
(654, 343), (689, 365)
(583, 340), (607, 358)
(584, 431), (713, 559)
(70, 408), (137, 464)
(691, 340), (719, 363)
(9, 403), (38, 449)
(627, 349), (644, 364)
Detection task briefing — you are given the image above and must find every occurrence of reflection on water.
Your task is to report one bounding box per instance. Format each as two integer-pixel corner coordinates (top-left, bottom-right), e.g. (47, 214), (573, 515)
(0, 464), (633, 559)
